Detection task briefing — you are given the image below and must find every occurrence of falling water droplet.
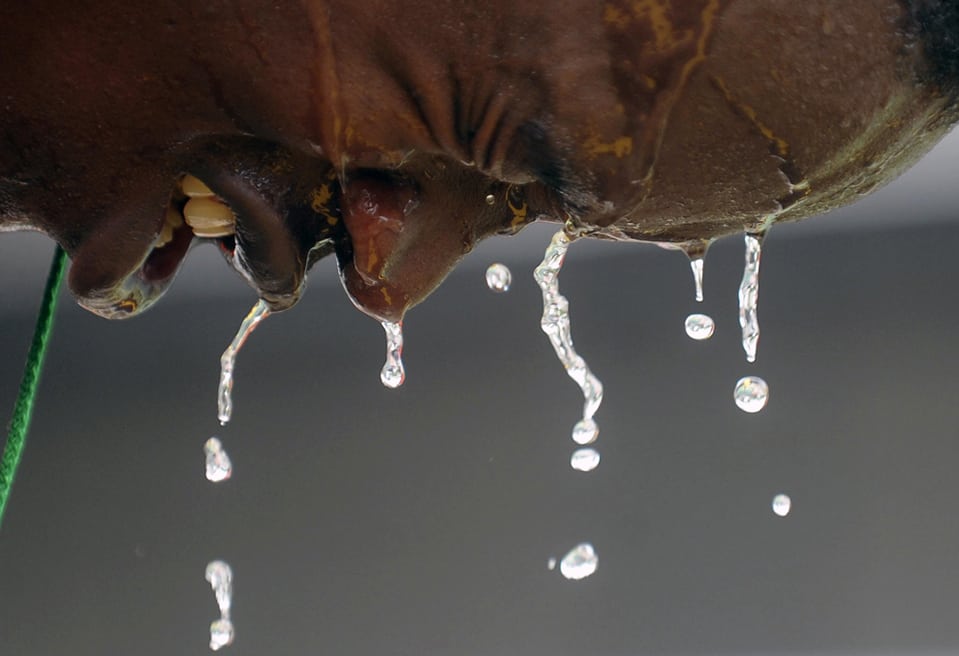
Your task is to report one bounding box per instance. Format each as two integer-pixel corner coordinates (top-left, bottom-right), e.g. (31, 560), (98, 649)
(218, 300), (271, 425)
(534, 231), (604, 458)
(572, 417), (598, 445)
(690, 257), (705, 302)
(547, 557), (557, 570)
(734, 376), (769, 413)
(380, 320), (406, 388)
(570, 448), (601, 472)
(738, 233), (763, 363)
(684, 313), (715, 340)
(209, 619), (235, 652)
(205, 560), (235, 651)
(485, 263), (512, 292)
(203, 437), (232, 483)
(772, 493), (792, 517)
(559, 543), (599, 580)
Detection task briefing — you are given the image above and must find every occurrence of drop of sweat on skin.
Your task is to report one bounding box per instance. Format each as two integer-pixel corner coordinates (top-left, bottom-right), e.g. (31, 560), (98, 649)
(205, 560), (235, 651)
(203, 437), (232, 483)
(559, 542), (599, 580)
(772, 493), (792, 517)
(570, 447), (601, 472)
(684, 313), (715, 340)
(734, 376), (769, 413)
(739, 233), (763, 364)
(485, 263), (512, 292)
(534, 231), (604, 468)
(218, 300), (271, 425)
(380, 320), (406, 388)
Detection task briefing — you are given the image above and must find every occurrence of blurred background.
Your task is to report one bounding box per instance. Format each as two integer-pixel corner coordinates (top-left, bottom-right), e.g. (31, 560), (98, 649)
(0, 129), (958, 656)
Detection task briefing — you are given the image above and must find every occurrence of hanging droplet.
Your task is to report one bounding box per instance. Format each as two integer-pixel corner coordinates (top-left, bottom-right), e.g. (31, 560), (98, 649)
(571, 417), (599, 445)
(534, 230), (604, 447)
(559, 542), (599, 580)
(684, 313), (715, 340)
(570, 447), (601, 472)
(734, 376), (769, 413)
(485, 263), (512, 293)
(209, 619), (235, 652)
(772, 493), (792, 517)
(380, 320), (406, 388)
(205, 560), (234, 651)
(690, 257), (705, 302)
(203, 437), (232, 483)
(218, 300), (271, 425)
(738, 233), (763, 363)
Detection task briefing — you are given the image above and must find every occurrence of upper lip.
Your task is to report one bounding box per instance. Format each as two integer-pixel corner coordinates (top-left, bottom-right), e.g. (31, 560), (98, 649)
(66, 138), (344, 319)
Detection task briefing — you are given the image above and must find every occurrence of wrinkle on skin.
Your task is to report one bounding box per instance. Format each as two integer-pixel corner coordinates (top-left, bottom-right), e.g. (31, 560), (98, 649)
(709, 74), (811, 210)
(583, 0), (723, 224)
(305, 1), (350, 171)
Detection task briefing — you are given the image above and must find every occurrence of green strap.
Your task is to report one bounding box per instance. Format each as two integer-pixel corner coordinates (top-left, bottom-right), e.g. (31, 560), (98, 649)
(0, 245), (68, 530)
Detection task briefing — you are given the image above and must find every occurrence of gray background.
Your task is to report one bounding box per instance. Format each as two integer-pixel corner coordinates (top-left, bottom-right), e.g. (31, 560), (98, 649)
(0, 129), (958, 656)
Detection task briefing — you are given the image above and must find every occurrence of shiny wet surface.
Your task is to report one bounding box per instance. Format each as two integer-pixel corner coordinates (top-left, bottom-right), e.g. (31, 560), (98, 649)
(3, 210), (959, 652)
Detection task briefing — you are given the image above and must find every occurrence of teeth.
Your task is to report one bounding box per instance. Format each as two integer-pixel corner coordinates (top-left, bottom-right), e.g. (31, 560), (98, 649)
(183, 197), (236, 238)
(154, 174), (236, 250)
(181, 174), (216, 198)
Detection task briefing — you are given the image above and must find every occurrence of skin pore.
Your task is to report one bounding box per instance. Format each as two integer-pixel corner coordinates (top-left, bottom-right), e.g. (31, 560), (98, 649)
(0, 0), (957, 323)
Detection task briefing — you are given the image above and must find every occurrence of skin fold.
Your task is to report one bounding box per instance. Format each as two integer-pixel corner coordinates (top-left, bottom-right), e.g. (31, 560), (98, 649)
(1, 0), (957, 322)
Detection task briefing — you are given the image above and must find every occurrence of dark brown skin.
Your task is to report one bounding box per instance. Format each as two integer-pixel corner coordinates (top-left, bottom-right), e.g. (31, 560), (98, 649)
(1, 1), (957, 322)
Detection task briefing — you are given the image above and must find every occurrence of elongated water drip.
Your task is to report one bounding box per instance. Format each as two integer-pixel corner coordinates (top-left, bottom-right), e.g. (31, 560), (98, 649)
(534, 231), (604, 459)
(205, 560), (235, 651)
(738, 233), (763, 363)
(380, 320), (406, 388)
(690, 257), (705, 302)
(217, 300), (271, 425)
(203, 437), (232, 483)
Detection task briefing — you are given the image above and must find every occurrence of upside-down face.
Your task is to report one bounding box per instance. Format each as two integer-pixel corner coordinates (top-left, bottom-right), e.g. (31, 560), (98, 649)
(1, 0), (957, 321)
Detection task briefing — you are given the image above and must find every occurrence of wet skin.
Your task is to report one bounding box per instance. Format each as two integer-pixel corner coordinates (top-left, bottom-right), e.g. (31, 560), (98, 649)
(1, 1), (957, 322)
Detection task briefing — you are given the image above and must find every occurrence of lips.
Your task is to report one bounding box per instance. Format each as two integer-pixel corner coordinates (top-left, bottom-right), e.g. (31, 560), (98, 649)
(65, 138), (344, 319)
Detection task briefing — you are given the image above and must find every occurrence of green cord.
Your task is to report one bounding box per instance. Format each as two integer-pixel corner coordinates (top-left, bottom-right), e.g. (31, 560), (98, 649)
(0, 245), (68, 530)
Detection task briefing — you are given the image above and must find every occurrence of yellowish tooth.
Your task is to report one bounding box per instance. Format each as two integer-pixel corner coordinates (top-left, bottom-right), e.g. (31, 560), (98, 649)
(183, 197), (236, 237)
(181, 174), (216, 198)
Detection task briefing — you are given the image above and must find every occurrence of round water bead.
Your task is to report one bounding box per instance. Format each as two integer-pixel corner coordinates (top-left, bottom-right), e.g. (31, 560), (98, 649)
(572, 417), (599, 445)
(570, 448), (601, 472)
(684, 313), (715, 340)
(560, 543), (599, 580)
(772, 493), (792, 517)
(734, 376), (769, 413)
(485, 263), (512, 292)
(380, 363), (405, 389)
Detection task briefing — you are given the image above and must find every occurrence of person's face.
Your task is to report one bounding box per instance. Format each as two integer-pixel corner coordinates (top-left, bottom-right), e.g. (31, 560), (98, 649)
(1, 0), (955, 321)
